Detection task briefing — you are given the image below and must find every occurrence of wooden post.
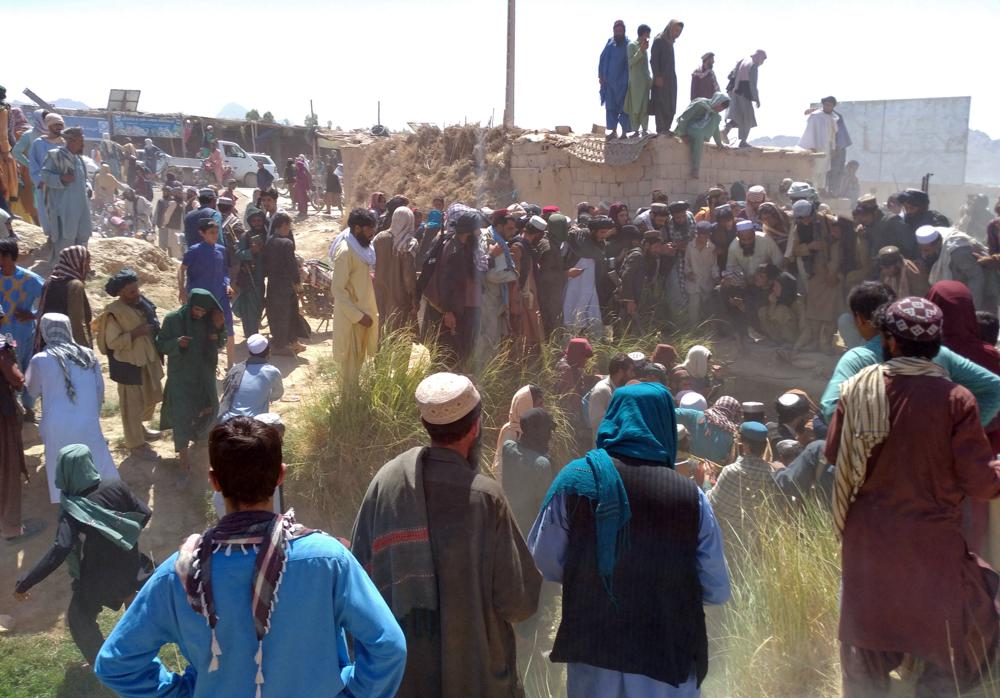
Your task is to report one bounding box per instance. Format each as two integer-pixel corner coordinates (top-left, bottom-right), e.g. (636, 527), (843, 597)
(503, 0), (515, 128)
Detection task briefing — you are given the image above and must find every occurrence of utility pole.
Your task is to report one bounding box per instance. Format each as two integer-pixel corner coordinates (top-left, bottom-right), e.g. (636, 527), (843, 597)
(503, 0), (515, 128)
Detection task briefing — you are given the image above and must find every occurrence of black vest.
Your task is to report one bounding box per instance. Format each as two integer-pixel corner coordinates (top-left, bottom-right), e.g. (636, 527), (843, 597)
(552, 456), (707, 687)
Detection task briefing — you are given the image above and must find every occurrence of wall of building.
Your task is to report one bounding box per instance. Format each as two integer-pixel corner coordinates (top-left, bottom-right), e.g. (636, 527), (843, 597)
(834, 97), (971, 187)
(509, 136), (819, 213)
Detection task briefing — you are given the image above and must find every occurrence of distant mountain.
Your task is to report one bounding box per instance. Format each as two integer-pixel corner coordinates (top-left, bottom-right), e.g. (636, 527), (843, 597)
(966, 130), (1000, 186)
(52, 98), (90, 110)
(750, 135), (799, 148)
(11, 98), (89, 110)
(217, 103), (249, 120)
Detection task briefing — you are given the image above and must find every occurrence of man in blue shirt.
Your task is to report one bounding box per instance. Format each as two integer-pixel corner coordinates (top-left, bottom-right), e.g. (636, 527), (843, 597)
(179, 217), (235, 367)
(95, 416), (407, 698)
(183, 188), (223, 249)
(821, 282), (1000, 427)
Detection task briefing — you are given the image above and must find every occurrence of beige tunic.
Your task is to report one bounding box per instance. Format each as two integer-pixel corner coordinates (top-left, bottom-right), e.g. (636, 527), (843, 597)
(330, 238), (379, 385)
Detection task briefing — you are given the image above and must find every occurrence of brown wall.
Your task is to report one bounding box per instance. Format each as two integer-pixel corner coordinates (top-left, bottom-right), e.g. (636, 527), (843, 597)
(509, 136), (820, 213)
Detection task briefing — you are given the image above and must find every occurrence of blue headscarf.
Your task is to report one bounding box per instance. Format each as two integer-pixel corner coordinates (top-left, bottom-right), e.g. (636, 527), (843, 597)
(541, 383), (677, 601)
(596, 382), (677, 465)
(426, 209), (443, 231)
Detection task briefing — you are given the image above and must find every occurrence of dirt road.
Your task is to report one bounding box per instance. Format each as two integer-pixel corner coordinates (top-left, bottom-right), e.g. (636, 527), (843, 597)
(2, 193), (343, 634)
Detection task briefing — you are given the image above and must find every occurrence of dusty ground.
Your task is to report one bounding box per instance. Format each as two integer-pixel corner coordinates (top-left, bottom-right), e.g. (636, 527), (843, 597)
(1, 190), (344, 635)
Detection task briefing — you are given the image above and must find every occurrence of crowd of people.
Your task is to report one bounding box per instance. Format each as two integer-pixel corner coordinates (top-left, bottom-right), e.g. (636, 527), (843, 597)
(6, 89), (1000, 697)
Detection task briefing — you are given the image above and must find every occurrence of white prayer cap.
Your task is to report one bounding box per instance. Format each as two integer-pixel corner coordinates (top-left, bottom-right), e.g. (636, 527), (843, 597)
(246, 333), (269, 354)
(627, 351), (646, 363)
(415, 372), (481, 425)
(678, 391), (708, 411)
(527, 215), (547, 232)
(915, 225), (942, 245)
(777, 392), (801, 408)
(792, 199), (814, 218)
(736, 219), (755, 232)
(747, 185), (766, 201)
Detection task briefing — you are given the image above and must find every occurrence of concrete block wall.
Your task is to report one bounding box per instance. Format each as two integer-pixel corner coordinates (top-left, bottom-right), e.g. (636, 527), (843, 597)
(511, 137), (820, 213)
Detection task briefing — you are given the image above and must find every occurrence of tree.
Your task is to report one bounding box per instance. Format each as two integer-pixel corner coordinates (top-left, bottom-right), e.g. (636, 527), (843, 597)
(245, 108), (261, 121)
(262, 112), (275, 124)
(281, 119), (291, 126)
(304, 113), (319, 128)
(327, 120), (333, 129)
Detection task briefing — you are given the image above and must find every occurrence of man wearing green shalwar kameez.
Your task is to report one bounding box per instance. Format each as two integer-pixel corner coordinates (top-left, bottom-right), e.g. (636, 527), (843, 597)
(674, 91), (731, 178)
(156, 289), (226, 474)
(624, 25), (652, 138)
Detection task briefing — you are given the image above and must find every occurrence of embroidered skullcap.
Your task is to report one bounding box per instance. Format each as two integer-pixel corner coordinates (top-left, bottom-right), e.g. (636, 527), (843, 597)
(880, 297), (943, 343)
(747, 185), (766, 202)
(246, 333), (269, 355)
(415, 372), (481, 425)
(915, 225), (942, 245)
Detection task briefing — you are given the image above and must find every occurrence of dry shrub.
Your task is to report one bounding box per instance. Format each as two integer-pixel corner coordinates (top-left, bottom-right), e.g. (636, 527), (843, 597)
(350, 125), (521, 210)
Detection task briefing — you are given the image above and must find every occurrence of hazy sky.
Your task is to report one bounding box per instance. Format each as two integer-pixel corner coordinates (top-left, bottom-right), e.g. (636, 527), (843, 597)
(6, 0), (998, 138)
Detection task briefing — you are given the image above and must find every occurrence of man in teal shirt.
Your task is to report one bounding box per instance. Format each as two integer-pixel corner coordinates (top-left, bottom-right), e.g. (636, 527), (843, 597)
(821, 282), (1000, 427)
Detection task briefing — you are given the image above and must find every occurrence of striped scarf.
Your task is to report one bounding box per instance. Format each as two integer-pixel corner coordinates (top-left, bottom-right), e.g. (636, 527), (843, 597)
(175, 510), (315, 697)
(832, 357), (949, 538)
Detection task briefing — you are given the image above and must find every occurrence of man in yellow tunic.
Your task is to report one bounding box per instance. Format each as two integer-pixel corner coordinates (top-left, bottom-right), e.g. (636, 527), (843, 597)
(96, 269), (164, 460)
(330, 209), (379, 388)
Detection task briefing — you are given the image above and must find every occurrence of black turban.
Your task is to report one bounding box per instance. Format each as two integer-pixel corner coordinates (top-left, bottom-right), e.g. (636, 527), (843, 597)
(105, 268), (138, 296)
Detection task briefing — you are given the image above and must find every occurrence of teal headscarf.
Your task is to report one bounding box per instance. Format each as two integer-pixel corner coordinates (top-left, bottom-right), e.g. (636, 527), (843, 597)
(56, 445), (143, 579)
(596, 382), (677, 465)
(541, 383), (677, 601)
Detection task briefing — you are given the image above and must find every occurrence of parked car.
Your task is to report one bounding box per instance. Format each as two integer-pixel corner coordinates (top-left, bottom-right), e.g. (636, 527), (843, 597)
(158, 140), (263, 187)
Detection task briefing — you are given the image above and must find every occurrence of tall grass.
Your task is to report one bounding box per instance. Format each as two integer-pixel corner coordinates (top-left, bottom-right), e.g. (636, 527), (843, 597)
(704, 498), (842, 697)
(284, 327), (709, 537)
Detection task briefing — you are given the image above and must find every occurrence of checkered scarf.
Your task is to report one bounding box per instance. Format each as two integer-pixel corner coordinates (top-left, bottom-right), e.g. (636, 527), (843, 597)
(175, 510), (315, 697)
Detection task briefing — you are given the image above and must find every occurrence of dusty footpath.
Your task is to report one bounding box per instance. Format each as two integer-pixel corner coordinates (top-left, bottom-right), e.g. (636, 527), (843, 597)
(1, 192), (344, 635)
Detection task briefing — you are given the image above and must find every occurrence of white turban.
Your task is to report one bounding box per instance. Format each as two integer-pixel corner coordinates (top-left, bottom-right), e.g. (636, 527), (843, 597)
(915, 225), (942, 245)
